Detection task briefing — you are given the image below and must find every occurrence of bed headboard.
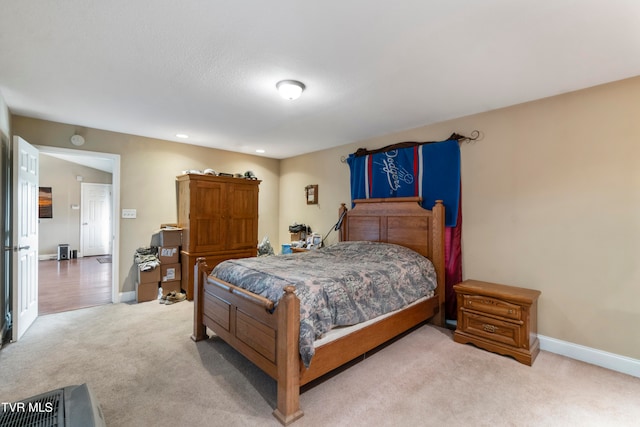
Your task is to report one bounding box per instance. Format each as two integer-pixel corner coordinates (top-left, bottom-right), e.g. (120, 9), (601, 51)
(339, 197), (445, 318)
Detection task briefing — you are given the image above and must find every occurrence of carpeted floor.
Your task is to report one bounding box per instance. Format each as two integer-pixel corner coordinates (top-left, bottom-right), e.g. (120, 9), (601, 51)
(0, 300), (638, 426)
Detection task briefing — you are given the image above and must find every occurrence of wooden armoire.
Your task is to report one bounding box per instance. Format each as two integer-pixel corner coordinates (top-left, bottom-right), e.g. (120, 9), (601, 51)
(176, 173), (260, 300)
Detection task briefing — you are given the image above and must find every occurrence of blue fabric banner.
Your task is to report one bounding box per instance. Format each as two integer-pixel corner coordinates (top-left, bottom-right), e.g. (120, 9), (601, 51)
(347, 139), (460, 227)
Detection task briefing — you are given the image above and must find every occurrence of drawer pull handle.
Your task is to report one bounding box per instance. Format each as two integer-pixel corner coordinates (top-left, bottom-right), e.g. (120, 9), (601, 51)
(483, 324), (497, 333)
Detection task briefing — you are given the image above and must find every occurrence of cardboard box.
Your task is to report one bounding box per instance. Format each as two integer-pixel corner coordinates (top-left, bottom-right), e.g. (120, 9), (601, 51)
(159, 228), (182, 247)
(161, 263), (182, 282)
(136, 281), (158, 303)
(138, 267), (160, 284)
(290, 231), (306, 242)
(161, 280), (181, 296)
(158, 246), (180, 263)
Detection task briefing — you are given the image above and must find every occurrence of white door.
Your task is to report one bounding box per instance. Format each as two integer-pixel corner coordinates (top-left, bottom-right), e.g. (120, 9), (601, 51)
(81, 183), (112, 256)
(12, 136), (38, 341)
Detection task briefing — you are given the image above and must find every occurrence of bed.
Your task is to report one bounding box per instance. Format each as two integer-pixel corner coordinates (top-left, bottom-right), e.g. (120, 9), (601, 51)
(191, 197), (445, 425)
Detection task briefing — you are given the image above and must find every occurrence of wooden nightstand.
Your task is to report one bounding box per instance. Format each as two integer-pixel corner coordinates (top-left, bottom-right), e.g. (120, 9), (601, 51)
(453, 279), (541, 366)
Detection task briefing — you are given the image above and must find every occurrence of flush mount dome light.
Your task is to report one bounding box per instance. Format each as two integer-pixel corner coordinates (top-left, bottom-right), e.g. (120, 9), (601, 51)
(276, 80), (305, 100)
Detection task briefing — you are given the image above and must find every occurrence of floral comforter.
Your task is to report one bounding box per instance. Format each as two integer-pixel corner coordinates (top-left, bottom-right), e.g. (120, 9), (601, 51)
(209, 240), (437, 367)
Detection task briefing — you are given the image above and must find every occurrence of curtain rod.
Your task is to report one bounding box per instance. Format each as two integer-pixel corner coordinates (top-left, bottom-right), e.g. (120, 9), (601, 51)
(340, 130), (480, 163)
(449, 130), (480, 143)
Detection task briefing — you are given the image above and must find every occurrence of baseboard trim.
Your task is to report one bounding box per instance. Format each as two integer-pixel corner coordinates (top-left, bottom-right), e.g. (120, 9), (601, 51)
(119, 291), (136, 303)
(539, 335), (639, 378)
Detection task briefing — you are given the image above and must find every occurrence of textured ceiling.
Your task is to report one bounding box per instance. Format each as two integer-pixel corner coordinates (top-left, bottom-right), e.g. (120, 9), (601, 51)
(1, 1), (639, 159)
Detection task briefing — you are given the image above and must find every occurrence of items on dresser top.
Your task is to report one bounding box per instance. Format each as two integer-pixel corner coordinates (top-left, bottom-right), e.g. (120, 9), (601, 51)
(289, 223), (323, 250)
(180, 169), (258, 180)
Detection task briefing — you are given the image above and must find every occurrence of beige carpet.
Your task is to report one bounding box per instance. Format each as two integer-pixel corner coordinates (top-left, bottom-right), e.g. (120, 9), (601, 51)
(0, 301), (638, 427)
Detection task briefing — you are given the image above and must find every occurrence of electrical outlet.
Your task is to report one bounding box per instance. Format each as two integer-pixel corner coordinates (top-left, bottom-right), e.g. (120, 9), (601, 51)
(122, 209), (137, 219)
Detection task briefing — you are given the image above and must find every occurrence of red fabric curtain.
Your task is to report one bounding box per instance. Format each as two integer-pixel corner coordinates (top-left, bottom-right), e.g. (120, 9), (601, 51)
(444, 190), (462, 320)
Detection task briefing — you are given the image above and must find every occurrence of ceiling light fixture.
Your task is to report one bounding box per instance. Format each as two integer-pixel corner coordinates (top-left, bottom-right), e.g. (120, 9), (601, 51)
(276, 80), (305, 100)
(176, 133), (189, 139)
(256, 149), (265, 154)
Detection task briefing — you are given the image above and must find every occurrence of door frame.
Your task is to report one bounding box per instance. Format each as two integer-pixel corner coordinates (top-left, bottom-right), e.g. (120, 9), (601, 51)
(36, 146), (121, 304)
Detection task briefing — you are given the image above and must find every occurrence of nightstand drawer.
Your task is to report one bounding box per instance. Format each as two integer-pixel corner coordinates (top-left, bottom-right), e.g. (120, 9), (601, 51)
(462, 294), (522, 321)
(458, 310), (524, 348)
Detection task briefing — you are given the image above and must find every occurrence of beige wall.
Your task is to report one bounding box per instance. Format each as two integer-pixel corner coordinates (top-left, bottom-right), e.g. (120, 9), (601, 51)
(279, 150), (351, 249)
(11, 116), (280, 293)
(281, 76), (640, 360)
(38, 155), (112, 256)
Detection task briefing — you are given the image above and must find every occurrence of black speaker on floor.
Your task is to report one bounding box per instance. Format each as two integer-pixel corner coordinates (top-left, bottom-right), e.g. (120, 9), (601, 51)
(57, 244), (69, 261)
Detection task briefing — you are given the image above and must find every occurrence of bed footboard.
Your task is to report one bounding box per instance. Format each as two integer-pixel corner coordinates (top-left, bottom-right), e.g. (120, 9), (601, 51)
(192, 257), (303, 425)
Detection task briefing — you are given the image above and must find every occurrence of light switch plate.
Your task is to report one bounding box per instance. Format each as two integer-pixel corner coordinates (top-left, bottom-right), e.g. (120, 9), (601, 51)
(122, 209), (137, 219)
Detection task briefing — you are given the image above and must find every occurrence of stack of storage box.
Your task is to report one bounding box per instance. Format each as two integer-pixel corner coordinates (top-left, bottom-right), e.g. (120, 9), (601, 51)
(137, 267), (160, 302)
(136, 249), (161, 303)
(158, 227), (183, 296)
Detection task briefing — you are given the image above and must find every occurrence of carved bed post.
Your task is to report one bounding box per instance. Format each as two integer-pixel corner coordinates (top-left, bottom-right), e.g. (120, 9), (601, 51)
(338, 203), (348, 241)
(191, 257), (208, 341)
(273, 286), (304, 425)
(431, 200), (446, 327)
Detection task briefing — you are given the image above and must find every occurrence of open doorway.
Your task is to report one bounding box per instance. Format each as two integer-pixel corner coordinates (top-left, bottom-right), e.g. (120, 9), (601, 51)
(36, 146), (120, 314)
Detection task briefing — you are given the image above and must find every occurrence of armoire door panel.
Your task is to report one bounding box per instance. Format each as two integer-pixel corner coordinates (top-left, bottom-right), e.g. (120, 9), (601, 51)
(227, 183), (259, 250)
(227, 218), (257, 250)
(228, 185), (258, 213)
(190, 181), (226, 252)
(194, 182), (225, 217)
(193, 218), (226, 252)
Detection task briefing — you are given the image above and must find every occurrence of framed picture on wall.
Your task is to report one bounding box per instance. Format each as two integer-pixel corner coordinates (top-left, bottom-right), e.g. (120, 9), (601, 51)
(39, 186), (53, 218)
(305, 184), (318, 205)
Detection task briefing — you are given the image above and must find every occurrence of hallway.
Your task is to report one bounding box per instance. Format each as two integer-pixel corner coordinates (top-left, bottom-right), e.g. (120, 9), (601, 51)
(38, 256), (112, 315)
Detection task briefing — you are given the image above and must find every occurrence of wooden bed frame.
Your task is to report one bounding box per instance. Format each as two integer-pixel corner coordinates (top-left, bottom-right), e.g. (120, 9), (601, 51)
(191, 197), (445, 425)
